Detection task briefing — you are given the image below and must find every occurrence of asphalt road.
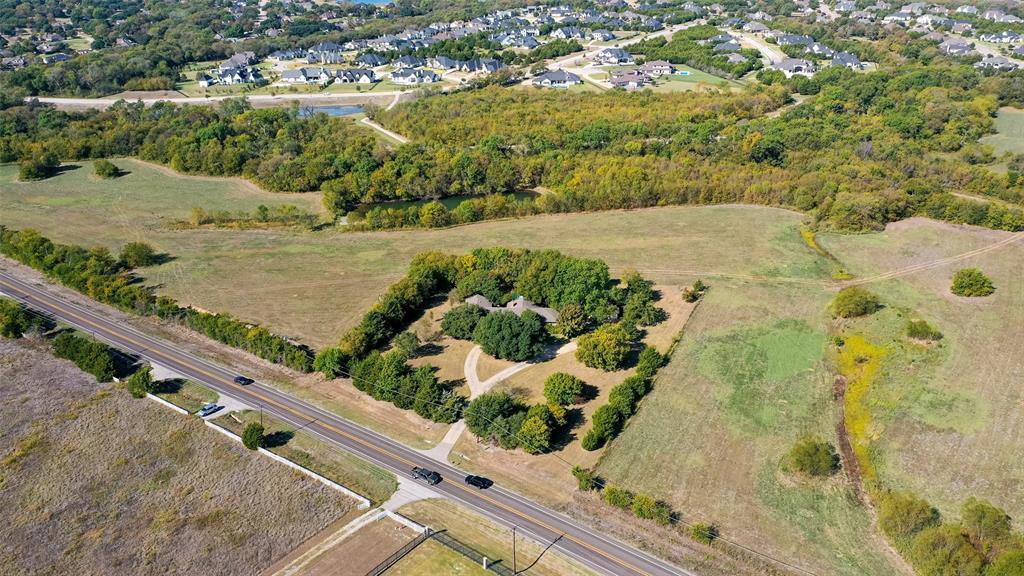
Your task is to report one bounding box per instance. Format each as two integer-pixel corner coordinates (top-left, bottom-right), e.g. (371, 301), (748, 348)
(0, 271), (690, 576)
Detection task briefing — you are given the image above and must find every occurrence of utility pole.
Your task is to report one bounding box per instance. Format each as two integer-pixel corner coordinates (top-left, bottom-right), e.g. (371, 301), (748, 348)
(512, 525), (517, 575)
(259, 403), (263, 427)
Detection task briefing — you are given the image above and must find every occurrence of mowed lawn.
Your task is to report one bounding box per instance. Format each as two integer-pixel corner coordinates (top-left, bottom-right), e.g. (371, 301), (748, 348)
(819, 219), (1024, 524)
(0, 163), (820, 348)
(595, 236), (901, 576)
(980, 106), (1024, 155)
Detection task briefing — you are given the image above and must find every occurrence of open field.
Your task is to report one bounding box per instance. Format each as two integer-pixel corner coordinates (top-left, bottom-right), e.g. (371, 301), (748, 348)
(980, 106), (1024, 156)
(290, 516), (417, 576)
(386, 539), (489, 575)
(154, 379), (219, 414)
(397, 499), (597, 576)
(0, 337), (356, 576)
(0, 175), (820, 350)
(213, 409), (397, 505)
(593, 229), (904, 575)
(819, 218), (1024, 525)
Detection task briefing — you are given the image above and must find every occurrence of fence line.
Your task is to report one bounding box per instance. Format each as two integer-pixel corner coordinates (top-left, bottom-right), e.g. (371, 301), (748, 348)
(365, 530), (433, 576)
(432, 531), (515, 575)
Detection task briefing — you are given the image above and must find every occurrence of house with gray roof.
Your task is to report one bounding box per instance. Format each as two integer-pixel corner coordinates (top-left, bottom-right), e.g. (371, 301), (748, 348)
(465, 295), (559, 323)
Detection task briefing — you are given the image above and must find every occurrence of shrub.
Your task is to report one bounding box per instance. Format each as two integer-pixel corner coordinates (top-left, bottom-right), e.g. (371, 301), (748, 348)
(683, 279), (707, 303)
(634, 346), (664, 379)
(543, 372), (585, 405)
(313, 347), (350, 378)
(987, 551), (1024, 576)
(18, 149), (59, 181)
(393, 331), (420, 357)
(0, 298), (37, 338)
(603, 485), (634, 509)
(580, 429), (604, 451)
(94, 159), (121, 178)
(517, 415), (552, 454)
(784, 435), (839, 477)
(576, 322), (632, 371)
(52, 331), (116, 382)
(653, 502), (673, 526)
(908, 525), (984, 576)
(951, 268), (995, 297)
(608, 383), (638, 416)
(906, 319), (943, 342)
(120, 241), (158, 268)
(830, 286), (881, 318)
(572, 466), (596, 491)
(690, 523), (719, 545)
(960, 497), (1011, 554)
(242, 422), (264, 450)
(631, 494), (658, 520)
(472, 310), (546, 361)
(441, 303), (487, 340)
(126, 365), (155, 398)
(464, 391), (526, 441)
(877, 490), (940, 545)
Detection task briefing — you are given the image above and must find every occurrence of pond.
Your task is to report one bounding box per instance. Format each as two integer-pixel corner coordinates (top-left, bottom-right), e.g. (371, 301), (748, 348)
(298, 105), (364, 118)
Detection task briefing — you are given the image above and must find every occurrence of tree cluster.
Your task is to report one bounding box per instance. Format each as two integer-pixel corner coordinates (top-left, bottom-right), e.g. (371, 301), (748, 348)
(348, 349), (464, 423)
(629, 25), (762, 79)
(0, 297), (41, 338)
(951, 268), (996, 297)
(462, 390), (566, 454)
(830, 286), (881, 318)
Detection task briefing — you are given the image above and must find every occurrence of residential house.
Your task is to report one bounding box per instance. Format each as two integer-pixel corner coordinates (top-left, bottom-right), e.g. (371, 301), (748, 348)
(590, 29), (616, 41)
(975, 55), (1018, 71)
(726, 53), (749, 64)
(980, 31), (1022, 44)
(883, 11), (914, 24)
(391, 67), (440, 84)
(743, 21), (770, 34)
(609, 71), (648, 90)
(335, 68), (377, 83)
(806, 42), (835, 58)
(832, 51), (862, 69)
(428, 56), (460, 70)
(281, 67), (327, 84)
(773, 57), (816, 77)
(638, 60), (675, 76)
(938, 39), (973, 56)
(220, 51), (256, 72)
(713, 41), (742, 53)
(465, 294), (559, 323)
(594, 47), (634, 65)
(356, 53), (388, 67)
(461, 57), (503, 74)
(532, 69), (582, 87)
(550, 26), (586, 39)
(776, 34), (814, 46)
(394, 55), (426, 68)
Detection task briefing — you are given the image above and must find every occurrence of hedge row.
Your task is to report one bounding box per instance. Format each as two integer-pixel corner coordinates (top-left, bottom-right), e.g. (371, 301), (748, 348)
(581, 346), (664, 451)
(0, 227), (312, 372)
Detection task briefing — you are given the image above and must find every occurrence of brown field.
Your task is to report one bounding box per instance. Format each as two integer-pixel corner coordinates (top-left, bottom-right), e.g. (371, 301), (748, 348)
(0, 337), (356, 576)
(290, 516), (417, 576)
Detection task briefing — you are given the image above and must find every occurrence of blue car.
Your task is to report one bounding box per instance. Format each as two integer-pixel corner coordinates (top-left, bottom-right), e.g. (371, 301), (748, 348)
(197, 403), (222, 417)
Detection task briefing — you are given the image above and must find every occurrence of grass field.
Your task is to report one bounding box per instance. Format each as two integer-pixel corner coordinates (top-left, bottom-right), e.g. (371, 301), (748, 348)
(397, 499), (597, 576)
(979, 106), (1024, 156)
(819, 219), (1024, 525)
(154, 379), (219, 414)
(0, 338), (356, 575)
(212, 409), (397, 504)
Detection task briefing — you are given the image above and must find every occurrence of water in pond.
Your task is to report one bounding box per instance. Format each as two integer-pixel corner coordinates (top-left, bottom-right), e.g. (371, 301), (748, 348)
(299, 105), (364, 117)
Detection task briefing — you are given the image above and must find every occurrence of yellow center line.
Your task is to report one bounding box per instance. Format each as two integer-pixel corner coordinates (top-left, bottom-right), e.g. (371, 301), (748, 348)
(2, 277), (654, 576)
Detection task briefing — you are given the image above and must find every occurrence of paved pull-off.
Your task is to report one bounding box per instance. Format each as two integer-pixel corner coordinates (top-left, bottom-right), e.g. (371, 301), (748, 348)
(0, 271), (690, 576)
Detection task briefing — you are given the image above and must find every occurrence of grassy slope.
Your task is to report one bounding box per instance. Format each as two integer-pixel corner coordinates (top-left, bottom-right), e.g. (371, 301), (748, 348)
(819, 219), (1024, 526)
(980, 106), (1024, 156)
(0, 338), (355, 575)
(595, 225), (901, 576)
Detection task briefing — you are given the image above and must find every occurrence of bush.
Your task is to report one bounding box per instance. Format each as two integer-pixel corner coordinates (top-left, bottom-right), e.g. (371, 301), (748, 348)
(877, 490), (940, 545)
(830, 286), (881, 318)
(242, 422), (264, 450)
(313, 347), (350, 378)
(0, 298), (37, 338)
(653, 502), (673, 526)
(634, 346), (664, 379)
(93, 159), (121, 178)
(603, 485), (634, 509)
(960, 497), (1011, 554)
(52, 331), (116, 382)
(576, 322), (632, 371)
(393, 331), (420, 357)
(784, 435), (839, 477)
(119, 241), (158, 268)
(543, 372), (585, 405)
(126, 365), (155, 398)
(441, 304), (487, 340)
(951, 268), (995, 297)
(572, 466), (596, 491)
(987, 551), (1024, 576)
(517, 414), (552, 454)
(690, 523), (719, 545)
(906, 319), (943, 342)
(18, 149), (59, 181)
(631, 493), (658, 520)
(580, 429), (604, 451)
(556, 303), (590, 337)
(682, 279), (707, 303)
(464, 391), (526, 442)
(472, 310), (546, 361)
(908, 525), (984, 576)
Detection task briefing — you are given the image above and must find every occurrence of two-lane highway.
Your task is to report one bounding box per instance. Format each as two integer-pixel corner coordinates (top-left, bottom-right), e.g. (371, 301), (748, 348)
(0, 271), (689, 576)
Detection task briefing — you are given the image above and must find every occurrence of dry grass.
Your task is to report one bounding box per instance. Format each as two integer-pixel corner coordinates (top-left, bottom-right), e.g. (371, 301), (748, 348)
(397, 499), (597, 576)
(819, 218), (1024, 524)
(291, 516), (417, 576)
(212, 410), (397, 505)
(0, 338), (355, 576)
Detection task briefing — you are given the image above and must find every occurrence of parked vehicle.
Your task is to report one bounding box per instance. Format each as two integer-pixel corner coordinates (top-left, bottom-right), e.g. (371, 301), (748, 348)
(412, 466), (442, 485)
(197, 403), (222, 417)
(464, 475), (493, 489)
(233, 375), (254, 386)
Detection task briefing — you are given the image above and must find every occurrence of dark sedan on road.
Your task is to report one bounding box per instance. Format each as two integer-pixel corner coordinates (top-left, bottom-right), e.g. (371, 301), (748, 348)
(412, 466), (442, 485)
(464, 475), (493, 489)
(233, 375), (254, 386)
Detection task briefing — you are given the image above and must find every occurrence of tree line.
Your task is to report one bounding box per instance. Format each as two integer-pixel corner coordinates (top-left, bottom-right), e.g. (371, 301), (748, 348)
(0, 226), (312, 372)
